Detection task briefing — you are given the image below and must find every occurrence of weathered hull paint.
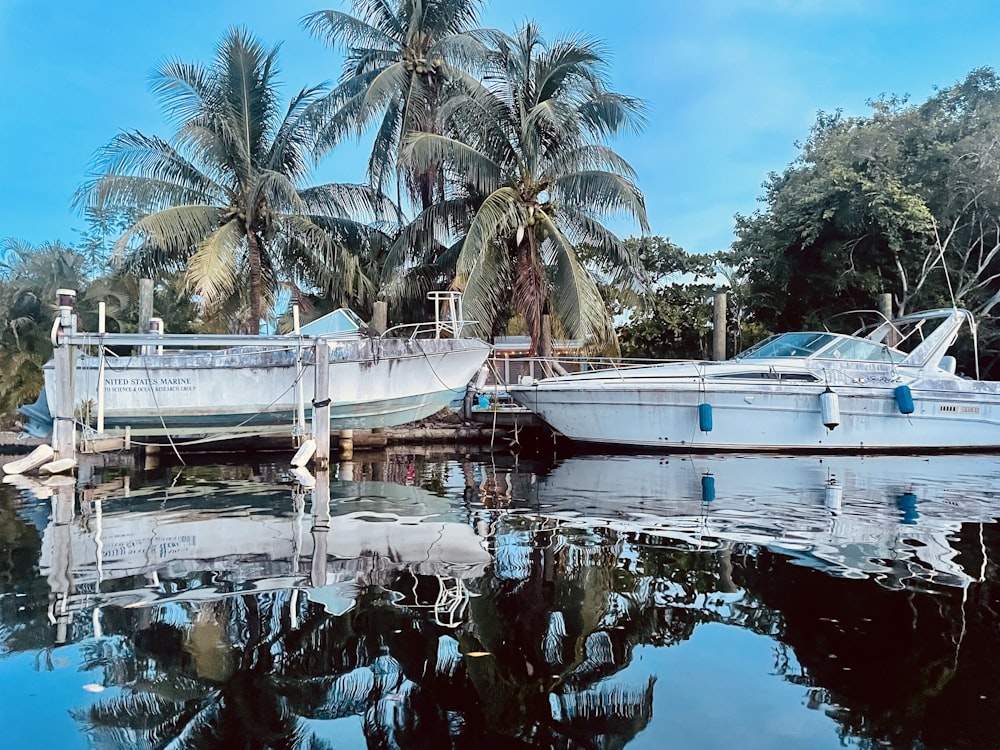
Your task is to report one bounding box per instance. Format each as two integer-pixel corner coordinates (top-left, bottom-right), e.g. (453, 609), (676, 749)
(44, 337), (491, 433)
(512, 380), (1000, 451)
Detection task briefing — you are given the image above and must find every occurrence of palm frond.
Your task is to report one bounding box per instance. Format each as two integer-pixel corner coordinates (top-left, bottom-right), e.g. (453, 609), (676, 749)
(75, 132), (221, 211)
(114, 205), (225, 261)
(402, 132), (502, 195)
(301, 10), (401, 69)
(540, 211), (617, 349)
(458, 238), (512, 339)
(184, 219), (246, 305)
(455, 187), (522, 279)
(550, 170), (649, 231)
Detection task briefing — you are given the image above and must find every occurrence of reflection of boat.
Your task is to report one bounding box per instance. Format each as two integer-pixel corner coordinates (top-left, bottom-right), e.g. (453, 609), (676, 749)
(508, 452), (1000, 588)
(22, 295), (490, 438)
(37, 477), (490, 620)
(509, 308), (1000, 450)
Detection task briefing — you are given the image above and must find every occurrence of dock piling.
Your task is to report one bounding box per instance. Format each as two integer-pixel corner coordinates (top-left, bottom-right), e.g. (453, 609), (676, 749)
(313, 339), (331, 470)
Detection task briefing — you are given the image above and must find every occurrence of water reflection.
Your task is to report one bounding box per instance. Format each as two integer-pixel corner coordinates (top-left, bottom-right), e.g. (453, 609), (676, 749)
(1, 452), (999, 748)
(511, 453), (1000, 589)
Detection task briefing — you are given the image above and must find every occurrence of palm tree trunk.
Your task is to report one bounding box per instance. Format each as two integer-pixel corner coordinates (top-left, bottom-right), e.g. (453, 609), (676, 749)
(513, 237), (546, 354)
(247, 231), (262, 334)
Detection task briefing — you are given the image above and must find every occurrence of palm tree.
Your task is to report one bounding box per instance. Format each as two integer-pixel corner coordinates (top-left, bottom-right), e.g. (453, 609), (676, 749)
(76, 27), (394, 333)
(401, 22), (649, 353)
(303, 0), (486, 212)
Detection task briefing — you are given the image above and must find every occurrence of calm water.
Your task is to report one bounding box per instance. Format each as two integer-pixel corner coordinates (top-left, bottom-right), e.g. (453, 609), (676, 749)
(3, 450), (1000, 749)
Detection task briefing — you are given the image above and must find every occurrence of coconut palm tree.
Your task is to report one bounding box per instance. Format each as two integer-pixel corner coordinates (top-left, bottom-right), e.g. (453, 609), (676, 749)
(303, 0), (486, 212)
(400, 22), (649, 353)
(76, 27), (395, 333)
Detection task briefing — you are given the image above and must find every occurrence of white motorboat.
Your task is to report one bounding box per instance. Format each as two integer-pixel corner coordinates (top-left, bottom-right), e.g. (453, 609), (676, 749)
(507, 308), (1000, 451)
(21, 294), (491, 439)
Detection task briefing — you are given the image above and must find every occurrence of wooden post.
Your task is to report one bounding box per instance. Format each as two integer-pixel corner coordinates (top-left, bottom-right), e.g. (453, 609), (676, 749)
(880, 293), (899, 347)
(339, 429), (354, 460)
(879, 292), (894, 320)
(48, 485), (75, 644)
(540, 314), (553, 358)
(138, 278), (154, 334)
(292, 305), (306, 442)
(97, 302), (106, 435)
(369, 302), (387, 442)
(52, 345), (75, 461)
(372, 300), (388, 334)
(313, 339), (331, 471)
(712, 292), (727, 361)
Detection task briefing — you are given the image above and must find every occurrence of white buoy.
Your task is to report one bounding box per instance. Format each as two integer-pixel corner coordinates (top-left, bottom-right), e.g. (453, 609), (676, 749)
(290, 465), (316, 488)
(290, 438), (316, 468)
(820, 388), (840, 430)
(2, 444), (55, 475)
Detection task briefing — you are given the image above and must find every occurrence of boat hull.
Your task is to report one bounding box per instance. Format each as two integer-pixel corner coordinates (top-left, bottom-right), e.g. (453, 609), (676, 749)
(509, 379), (1000, 451)
(45, 337), (491, 434)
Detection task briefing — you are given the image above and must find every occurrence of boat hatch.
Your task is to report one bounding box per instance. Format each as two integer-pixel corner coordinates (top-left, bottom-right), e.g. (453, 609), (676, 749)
(296, 308), (365, 337)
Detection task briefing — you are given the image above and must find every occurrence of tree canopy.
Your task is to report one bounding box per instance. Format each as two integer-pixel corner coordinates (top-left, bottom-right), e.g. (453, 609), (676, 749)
(736, 69), (1000, 342)
(75, 27), (394, 333)
(401, 21), (649, 353)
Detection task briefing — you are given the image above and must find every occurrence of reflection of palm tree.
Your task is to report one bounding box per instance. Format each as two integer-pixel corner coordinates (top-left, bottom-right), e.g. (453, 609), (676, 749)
(76, 594), (331, 749)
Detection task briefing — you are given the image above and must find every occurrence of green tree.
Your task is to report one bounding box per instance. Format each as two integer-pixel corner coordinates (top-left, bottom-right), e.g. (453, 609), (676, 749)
(76, 27), (393, 333)
(735, 69), (1000, 343)
(401, 22), (648, 353)
(0, 241), (87, 417)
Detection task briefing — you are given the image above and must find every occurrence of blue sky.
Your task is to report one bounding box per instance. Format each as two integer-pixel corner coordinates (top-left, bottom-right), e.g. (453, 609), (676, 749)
(1, 0), (998, 256)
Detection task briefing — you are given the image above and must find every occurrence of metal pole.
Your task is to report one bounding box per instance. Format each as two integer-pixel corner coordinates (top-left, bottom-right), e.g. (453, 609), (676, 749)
(313, 339), (331, 471)
(293, 305), (306, 441)
(52, 289), (77, 461)
(97, 302), (106, 435)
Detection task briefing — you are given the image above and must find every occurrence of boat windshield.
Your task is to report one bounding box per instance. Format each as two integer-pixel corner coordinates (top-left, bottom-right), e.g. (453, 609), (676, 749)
(737, 332), (897, 361)
(736, 333), (837, 359)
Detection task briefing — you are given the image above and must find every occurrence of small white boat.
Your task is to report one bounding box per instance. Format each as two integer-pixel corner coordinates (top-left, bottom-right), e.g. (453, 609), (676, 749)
(21, 296), (491, 439)
(508, 308), (1000, 451)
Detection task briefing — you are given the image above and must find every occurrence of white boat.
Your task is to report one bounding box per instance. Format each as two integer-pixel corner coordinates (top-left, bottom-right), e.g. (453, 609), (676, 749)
(21, 296), (491, 438)
(507, 308), (1000, 451)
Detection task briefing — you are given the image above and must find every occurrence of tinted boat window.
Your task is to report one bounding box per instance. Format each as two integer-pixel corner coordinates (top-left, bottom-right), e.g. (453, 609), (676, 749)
(737, 333), (837, 359)
(821, 337), (895, 362)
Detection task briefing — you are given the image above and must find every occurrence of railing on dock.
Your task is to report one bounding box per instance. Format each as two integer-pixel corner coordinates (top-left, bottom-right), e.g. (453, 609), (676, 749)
(482, 353), (696, 387)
